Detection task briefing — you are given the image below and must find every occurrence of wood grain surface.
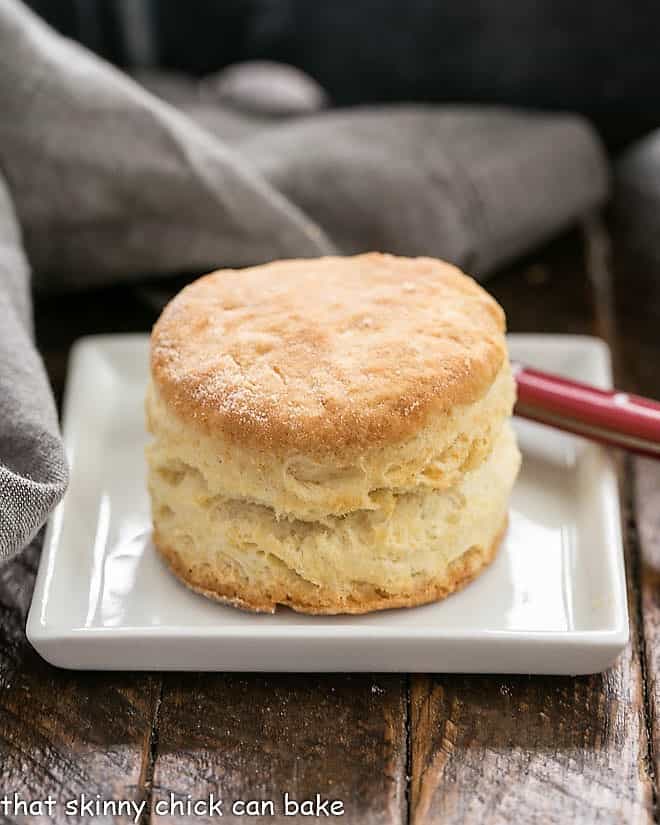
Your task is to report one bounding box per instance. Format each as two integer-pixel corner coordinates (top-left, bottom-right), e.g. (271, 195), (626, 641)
(635, 457), (660, 793)
(407, 224), (655, 825)
(614, 236), (660, 809)
(0, 541), (160, 824)
(0, 222), (657, 824)
(152, 674), (406, 824)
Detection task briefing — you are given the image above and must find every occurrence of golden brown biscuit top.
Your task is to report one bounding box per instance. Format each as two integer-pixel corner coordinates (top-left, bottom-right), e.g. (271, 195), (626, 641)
(150, 253), (507, 455)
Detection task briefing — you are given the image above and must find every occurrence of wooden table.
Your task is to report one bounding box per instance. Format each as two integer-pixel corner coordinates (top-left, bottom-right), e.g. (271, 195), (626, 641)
(1, 218), (658, 824)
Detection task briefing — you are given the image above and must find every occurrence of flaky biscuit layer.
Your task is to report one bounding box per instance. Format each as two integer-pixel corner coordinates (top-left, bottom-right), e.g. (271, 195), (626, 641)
(149, 423), (520, 614)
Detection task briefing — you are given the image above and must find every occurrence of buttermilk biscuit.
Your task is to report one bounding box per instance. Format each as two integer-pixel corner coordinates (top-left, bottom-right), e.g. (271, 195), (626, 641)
(147, 253), (520, 614)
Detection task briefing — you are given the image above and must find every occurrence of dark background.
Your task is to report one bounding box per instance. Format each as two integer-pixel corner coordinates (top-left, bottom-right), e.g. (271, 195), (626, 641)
(25, 0), (660, 150)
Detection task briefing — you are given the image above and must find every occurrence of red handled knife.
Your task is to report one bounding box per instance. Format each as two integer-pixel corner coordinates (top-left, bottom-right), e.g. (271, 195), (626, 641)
(513, 363), (660, 458)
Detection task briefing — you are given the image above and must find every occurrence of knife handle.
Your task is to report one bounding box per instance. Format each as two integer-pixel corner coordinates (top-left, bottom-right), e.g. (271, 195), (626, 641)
(513, 363), (660, 458)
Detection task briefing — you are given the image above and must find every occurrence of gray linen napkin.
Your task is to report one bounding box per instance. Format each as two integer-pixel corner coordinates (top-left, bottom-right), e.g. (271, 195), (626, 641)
(0, 0), (608, 560)
(0, 173), (68, 557)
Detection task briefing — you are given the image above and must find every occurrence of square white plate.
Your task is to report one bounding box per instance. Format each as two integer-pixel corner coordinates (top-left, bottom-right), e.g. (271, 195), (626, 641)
(27, 334), (629, 673)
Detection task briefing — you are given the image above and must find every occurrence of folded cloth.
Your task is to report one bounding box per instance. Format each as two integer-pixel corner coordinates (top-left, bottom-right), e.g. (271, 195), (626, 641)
(0, 0), (608, 560)
(0, 173), (68, 560)
(143, 71), (610, 275)
(236, 105), (609, 274)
